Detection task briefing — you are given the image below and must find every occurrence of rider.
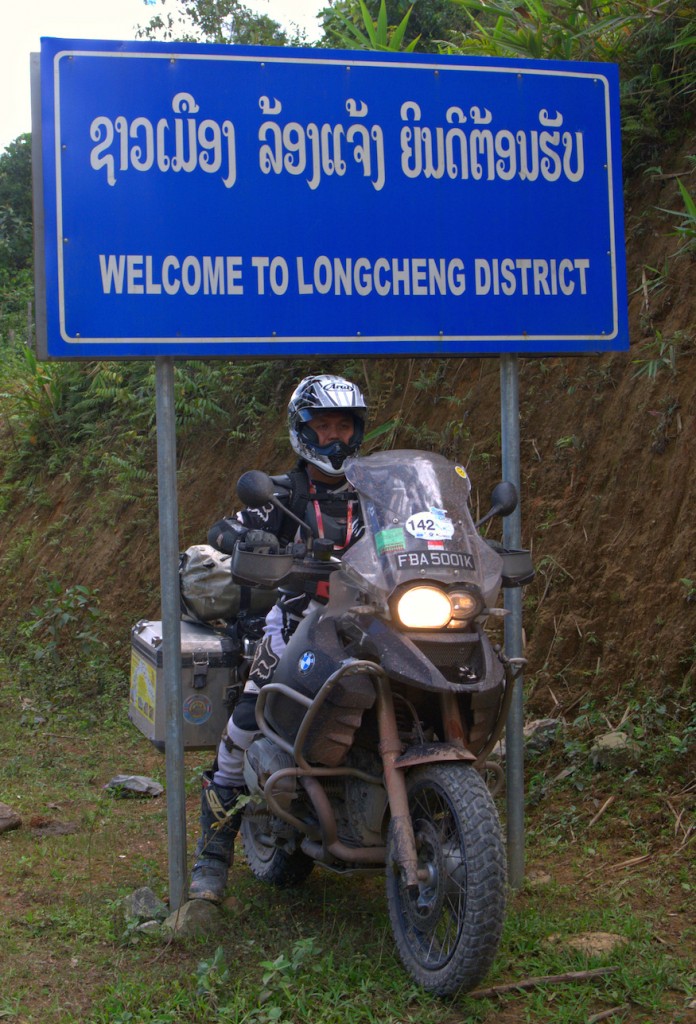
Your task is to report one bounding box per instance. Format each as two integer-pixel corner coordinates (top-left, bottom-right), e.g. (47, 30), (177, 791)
(189, 373), (368, 903)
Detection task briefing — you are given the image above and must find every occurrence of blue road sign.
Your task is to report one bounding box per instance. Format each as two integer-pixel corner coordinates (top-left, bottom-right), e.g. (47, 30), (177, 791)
(34, 39), (628, 359)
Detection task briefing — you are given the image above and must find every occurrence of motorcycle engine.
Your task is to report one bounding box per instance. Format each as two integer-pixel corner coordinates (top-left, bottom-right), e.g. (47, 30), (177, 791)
(333, 749), (387, 847)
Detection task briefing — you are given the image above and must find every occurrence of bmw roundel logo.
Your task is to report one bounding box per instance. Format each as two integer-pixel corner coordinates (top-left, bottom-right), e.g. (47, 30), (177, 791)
(299, 651), (315, 673)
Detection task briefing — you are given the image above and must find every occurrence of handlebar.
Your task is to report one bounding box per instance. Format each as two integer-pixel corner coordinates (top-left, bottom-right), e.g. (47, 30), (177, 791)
(231, 544), (340, 590)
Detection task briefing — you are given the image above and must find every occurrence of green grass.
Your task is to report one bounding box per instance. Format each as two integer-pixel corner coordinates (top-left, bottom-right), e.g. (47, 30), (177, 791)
(0, 657), (693, 1023)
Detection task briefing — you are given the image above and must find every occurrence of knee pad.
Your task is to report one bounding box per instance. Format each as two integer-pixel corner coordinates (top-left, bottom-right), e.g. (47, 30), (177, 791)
(232, 692), (259, 733)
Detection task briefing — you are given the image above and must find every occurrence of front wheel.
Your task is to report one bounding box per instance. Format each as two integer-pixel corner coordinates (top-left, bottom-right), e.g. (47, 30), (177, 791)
(386, 763), (506, 996)
(240, 810), (315, 888)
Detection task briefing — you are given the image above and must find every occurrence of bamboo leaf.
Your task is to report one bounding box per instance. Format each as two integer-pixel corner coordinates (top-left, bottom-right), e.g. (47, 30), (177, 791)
(364, 418), (399, 441)
(677, 178), (696, 220)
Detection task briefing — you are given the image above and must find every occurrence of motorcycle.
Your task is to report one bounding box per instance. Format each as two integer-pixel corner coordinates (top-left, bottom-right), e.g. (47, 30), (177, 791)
(230, 449), (533, 996)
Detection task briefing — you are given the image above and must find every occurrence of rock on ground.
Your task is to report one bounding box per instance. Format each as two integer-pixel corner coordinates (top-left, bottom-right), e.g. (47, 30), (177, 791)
(0, 803), (22, 834)
(590, 732), (641, 770)
(162, 899), (223, 937)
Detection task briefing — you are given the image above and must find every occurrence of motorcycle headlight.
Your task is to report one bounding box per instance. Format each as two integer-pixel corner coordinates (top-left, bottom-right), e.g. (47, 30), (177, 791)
(393, 586), (482, 630)
(396, 586), (452, 629)
(449, 591), (482, 622)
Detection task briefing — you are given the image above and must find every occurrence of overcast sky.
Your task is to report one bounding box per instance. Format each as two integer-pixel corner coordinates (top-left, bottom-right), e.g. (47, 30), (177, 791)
(0, 0), (325, 153)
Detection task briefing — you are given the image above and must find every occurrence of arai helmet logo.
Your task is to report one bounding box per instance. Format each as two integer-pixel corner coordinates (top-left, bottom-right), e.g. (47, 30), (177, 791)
(299, 651), (315, 673)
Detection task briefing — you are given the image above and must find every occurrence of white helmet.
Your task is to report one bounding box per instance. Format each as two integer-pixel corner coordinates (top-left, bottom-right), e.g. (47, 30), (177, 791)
(288, 374), (367, 477)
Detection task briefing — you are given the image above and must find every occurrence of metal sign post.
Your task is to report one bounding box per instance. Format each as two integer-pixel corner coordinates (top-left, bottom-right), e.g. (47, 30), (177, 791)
(500, 354), (525, 887)
(155, 357), (187, 909)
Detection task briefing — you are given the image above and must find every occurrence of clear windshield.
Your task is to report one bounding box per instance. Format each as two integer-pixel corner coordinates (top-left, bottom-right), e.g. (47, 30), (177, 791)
(343, 450), (503, 607)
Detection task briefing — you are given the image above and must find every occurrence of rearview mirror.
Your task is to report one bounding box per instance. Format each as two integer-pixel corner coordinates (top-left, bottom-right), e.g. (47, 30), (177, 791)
(475, 481), (518, 528)
(237, 470), (276, 508)
(490, 481), (518, 518)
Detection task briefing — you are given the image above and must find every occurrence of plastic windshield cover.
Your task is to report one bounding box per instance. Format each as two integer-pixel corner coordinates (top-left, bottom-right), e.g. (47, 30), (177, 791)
(343, 450), (503, 607)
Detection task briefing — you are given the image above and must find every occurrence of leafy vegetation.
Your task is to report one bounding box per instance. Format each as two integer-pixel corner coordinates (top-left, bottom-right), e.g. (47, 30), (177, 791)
(661, 174), (696, 255)
(136, 0), (300, 46)
(320, 0), (463, 49)
(0, 134), (32, 276)
(0, 133), (33, 336)
(21, 575), (105, 664)
(0, 343), (300, 482)
(321, 0), (421, 51)
(631, 330), (679, 379)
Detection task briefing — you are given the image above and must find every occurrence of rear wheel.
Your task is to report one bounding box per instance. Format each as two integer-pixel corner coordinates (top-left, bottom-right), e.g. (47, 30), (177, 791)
(240, 810), (314, 887)
(386, 763), (506, 996)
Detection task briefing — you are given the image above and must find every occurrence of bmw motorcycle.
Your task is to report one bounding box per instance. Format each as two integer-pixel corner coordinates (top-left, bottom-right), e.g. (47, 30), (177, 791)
(230, 449), (532, 997)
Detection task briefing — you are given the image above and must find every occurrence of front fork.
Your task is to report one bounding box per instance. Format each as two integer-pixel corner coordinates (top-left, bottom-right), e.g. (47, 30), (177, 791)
(377, 678), (485, 889)
(375, 675), (422, 889)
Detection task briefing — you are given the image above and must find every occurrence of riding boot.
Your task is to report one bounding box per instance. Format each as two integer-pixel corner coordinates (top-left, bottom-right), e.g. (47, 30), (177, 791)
(188, 770), (245, 904)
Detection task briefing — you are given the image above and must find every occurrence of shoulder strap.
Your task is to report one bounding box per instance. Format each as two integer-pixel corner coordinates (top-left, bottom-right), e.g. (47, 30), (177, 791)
(277, 468), (311, 545)
(282, 467), (310, 518)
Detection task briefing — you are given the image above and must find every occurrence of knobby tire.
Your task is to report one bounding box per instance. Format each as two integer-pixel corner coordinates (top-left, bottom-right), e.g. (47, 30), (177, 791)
(386, 763), (506, 996)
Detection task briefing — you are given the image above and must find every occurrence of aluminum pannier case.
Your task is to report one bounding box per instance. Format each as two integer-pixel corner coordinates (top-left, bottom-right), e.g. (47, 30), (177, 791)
(129, 619), (243, 750)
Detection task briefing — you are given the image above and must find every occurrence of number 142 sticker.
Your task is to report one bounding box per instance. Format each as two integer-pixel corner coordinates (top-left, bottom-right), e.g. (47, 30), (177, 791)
(405, 509), (454, 541)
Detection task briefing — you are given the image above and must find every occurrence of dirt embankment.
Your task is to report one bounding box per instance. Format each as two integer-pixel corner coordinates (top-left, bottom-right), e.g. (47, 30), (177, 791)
(1, 136), (694, 715)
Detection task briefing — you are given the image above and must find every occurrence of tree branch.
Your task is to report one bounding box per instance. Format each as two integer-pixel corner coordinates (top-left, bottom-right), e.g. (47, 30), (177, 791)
(468, 966), (618, 1000)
